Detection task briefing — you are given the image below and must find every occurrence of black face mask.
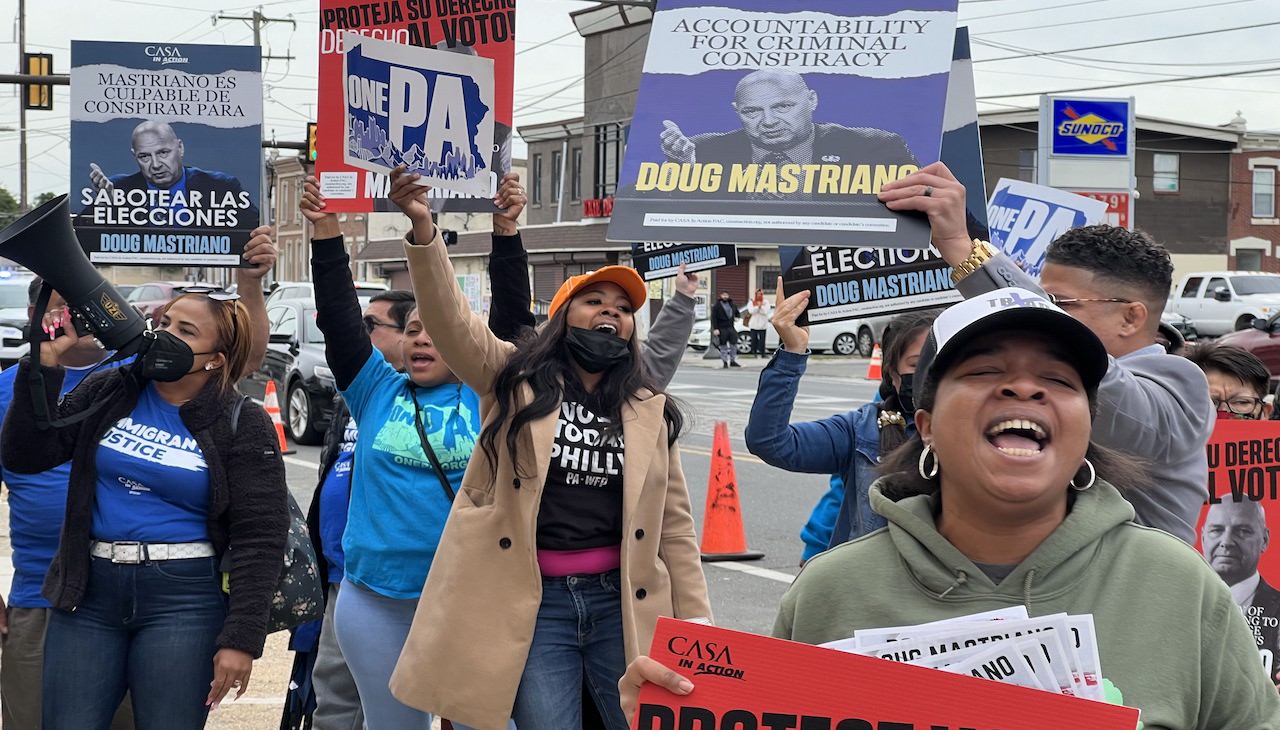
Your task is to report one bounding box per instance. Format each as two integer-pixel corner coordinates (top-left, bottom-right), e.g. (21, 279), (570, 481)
(896, 372), (916, 415)
(136, 330), (198, 382)
(564, 327), (632, 374)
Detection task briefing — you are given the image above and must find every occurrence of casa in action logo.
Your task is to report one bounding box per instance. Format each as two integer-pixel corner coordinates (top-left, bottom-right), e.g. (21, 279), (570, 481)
(145, 45), (189, 65)
(668, 636), (745, 681)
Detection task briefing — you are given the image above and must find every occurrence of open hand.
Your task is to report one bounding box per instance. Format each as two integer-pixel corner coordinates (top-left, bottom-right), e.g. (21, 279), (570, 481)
(770, 276), (811, 354)
(877, 162), (970, 263)
(206, 648), (253, 711)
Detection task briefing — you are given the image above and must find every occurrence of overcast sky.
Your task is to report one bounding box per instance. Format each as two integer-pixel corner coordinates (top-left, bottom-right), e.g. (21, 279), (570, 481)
(2, 0), (1278, 201)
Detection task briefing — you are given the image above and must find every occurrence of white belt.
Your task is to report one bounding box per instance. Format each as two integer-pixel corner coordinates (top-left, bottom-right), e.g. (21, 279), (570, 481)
(89, 540), (216, 564)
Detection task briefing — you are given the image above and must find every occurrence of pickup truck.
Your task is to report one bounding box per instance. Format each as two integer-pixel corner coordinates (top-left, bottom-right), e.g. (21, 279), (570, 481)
(1166, 272), (1280, 336)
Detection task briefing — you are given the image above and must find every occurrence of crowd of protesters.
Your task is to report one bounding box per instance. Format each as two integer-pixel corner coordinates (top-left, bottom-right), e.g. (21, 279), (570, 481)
(5, 156), (1280, 730)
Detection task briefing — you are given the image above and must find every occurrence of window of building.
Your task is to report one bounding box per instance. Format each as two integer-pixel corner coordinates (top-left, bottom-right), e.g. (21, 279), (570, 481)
(294, 179), (303, 224)
(551, 149), (563, 203)
(1237, 249), (1264, 271)
(531, 154), (543, 205)
(571, 148), (583, 200)
(1017, 149), (1038, 183)
(1254, 168), (1276, 218)
(757, 267), (781, 294)
(1153, 153), (1180, 193)
(594, 123), (624, 199)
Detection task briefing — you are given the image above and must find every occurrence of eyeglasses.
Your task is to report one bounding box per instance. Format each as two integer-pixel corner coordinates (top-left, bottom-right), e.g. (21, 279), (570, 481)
(363, 315), (402, 334)
(1046, 294), (1132, 307)
(1212, 396), (1265, 415)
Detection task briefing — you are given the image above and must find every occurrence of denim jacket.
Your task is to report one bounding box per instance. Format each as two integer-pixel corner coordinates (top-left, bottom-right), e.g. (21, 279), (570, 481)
(745, 350), (896, 558)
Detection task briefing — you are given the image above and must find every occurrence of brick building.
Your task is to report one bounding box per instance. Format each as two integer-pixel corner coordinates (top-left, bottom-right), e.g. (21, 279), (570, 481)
(1228, 126), (1280, 272)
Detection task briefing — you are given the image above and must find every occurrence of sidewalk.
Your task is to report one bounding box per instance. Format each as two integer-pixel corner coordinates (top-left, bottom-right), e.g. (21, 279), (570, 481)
(681, 348), (871, 379)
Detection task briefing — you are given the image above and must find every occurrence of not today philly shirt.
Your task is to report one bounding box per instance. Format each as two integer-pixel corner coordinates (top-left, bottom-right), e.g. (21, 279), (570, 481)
(92, 382), (210, 543)
(538, 399), (626, 550)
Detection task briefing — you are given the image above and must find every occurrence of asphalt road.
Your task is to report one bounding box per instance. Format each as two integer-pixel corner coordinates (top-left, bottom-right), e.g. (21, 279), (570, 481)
(281, 350), (879, 636)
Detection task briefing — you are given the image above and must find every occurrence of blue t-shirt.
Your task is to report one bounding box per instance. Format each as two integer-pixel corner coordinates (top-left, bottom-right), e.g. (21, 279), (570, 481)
(0, 357), (128, 607)
(92, 382), (210, 543)
(341, 351), (480, 599)
(318, 413), (357, 584)
(1, 363), (104, 606)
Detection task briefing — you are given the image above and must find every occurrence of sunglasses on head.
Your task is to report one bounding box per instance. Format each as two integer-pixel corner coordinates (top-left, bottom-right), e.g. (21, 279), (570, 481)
(179, 286), (240, 302)
(363, 315), (403, 334)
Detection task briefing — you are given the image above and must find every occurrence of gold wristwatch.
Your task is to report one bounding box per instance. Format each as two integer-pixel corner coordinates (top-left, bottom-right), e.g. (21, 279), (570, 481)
(950, 239), (999, 284)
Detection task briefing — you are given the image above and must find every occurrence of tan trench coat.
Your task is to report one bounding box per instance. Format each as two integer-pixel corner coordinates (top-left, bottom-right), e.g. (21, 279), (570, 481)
(389, 232), (713, 730)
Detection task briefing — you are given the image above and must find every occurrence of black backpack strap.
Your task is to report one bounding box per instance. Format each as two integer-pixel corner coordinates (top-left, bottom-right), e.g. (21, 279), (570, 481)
(229, 395), (250, 437)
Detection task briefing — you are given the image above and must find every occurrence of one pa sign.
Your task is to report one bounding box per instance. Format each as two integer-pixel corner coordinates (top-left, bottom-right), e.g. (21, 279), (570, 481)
(987, 178), (1107, 279)
(1051, 98), (1130, 157)
(342, 32), (494, 197)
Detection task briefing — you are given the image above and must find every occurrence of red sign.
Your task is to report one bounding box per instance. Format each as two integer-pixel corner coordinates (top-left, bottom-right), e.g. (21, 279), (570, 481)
(1071, 191), (1130, 229)
(584, 197), (615, 218)
(636, 618), (1140, 729)
(1198, 418), (1280, 677)
(315, 1), (515, 212)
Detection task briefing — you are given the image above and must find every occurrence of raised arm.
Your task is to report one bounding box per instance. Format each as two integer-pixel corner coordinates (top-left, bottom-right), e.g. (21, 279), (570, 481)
(641, 263), (699, 390)
(486, 173), (535, 343)
(300, 177), (374, 391)
(391, 167), (515, 395)
(235, 225), (278, 372)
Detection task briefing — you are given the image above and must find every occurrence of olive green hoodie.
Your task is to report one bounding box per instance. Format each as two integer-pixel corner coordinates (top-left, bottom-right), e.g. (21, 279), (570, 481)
(774, 480), (1280, 730)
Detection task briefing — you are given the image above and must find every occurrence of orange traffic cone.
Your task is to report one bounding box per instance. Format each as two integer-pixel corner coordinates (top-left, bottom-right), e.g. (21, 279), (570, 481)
(700, 421), (764, 562)
(263, 380), (296, 456)
(865, 343), (882, 381)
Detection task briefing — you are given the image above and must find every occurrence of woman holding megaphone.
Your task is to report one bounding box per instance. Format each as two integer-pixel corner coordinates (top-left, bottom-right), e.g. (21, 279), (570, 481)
(0, 291), (289, 729)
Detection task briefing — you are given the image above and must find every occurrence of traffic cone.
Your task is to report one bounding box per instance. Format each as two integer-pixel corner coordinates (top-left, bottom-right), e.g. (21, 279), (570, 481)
(264, 380), (296, 456)
(865, 343), (883, 381)
(700, 421), (764, 562)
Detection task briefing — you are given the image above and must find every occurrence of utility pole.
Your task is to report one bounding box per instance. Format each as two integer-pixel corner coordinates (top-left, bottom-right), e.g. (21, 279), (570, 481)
(17, 0), (27, 212)
(214, 7), (296, 228)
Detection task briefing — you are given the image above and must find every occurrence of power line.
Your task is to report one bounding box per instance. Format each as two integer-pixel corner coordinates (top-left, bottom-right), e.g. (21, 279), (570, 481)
(978, 0), (1259, 35)
(964, 0), (1111, 22)
(514, 33), (648, 114)
(974, 19), (1280, 63)
(977, 63), (1280, 100)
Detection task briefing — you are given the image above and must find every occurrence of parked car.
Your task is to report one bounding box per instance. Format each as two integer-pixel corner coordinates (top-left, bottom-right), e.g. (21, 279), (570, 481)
(125, 281), (223, 318)
(689, 310), (890, 357)
(1166, 271), (1280, 336)
(239, 298), (336, 445)
(0, 275), (35, 367)
(267, 280), (388, 305)
(1215, 312), (1280, 385)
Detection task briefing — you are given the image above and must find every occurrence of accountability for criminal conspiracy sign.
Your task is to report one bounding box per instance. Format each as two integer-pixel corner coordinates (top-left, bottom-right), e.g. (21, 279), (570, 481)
(341, 32), (494, 198)
(316, 0), (515, 213)
(608, 0), (958, 250)
(70, 41), (262, 266)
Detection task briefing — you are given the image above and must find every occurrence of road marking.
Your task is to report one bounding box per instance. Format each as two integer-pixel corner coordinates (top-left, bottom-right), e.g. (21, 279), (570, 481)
(678, 445), (764, 465)
(706, 560), (797, 584)
(284, 455), (320, 470)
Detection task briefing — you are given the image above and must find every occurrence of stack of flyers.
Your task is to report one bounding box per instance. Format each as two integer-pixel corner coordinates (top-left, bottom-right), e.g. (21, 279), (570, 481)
(821, 608), (1107, 701)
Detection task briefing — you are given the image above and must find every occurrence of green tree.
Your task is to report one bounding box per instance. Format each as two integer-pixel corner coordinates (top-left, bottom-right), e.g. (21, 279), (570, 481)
(0, 186), (19, 227)
(34, 191), (56, 207)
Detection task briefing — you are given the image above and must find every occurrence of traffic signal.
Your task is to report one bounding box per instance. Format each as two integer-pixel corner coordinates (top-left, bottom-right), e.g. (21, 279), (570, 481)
(306, 122), (317, 162)
(23, 53), (53, 111)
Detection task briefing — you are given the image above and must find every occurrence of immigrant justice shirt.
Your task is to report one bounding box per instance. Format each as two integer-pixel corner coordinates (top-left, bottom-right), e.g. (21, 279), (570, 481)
(92, 382), (210, 543)
(318, 413), (357, 584)
(538, 399), (626, 550)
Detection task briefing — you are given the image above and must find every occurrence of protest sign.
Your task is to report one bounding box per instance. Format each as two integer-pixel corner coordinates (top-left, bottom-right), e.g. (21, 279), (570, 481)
(986, 179), (1108, 278)
(1198, 418), (1280, 678)
(608, 0), (958, 250)
(636, 617), (1141, 729)
(630, 242), (738, 281)
(341, 33), (494, 197)
(317, 0), (516, 212)
(70, 41), (262, 266)
(780, 27), (984, 325)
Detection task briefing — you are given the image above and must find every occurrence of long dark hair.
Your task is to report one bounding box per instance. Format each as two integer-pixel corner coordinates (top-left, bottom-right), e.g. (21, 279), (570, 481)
(478, 307), (686, 479)
(876, 309), (942, 455)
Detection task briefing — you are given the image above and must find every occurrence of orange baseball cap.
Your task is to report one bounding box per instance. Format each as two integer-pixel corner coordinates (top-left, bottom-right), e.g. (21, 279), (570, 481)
(548, 265), (648, 320)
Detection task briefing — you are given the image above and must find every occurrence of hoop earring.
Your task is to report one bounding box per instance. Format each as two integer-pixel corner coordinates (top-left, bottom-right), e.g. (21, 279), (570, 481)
(1069, 458), (1096, 491)
(918, 444), (939, 480)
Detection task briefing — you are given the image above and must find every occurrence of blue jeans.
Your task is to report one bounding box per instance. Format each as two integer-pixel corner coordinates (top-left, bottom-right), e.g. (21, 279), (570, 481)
(43, 555), (226, 730)
(333, 579), (432, 730)
(511, 569), (628, 730)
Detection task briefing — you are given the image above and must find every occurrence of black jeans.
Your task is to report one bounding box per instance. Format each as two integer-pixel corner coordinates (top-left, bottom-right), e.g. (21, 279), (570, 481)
(750, 329), (766, 356)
